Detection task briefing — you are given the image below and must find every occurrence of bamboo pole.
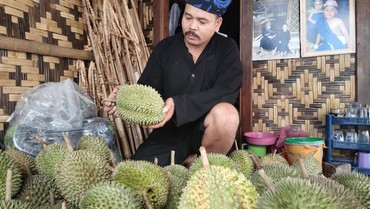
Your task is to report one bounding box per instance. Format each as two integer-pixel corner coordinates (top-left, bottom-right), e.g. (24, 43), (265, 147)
(0, 36), (94, 61)
(80, 0), (153, 159)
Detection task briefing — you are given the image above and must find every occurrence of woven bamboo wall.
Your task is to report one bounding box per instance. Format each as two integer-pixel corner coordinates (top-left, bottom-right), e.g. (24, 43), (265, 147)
(0, 0), (86, 140)
(252, 54), (356, 138)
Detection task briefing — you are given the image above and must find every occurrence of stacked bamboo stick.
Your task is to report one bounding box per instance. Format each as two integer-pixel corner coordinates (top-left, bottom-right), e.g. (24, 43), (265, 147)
(79, 0), (152, 159)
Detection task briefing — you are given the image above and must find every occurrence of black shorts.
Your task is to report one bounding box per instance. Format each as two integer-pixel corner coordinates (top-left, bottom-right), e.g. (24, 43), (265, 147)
(131, 117), (205, 166)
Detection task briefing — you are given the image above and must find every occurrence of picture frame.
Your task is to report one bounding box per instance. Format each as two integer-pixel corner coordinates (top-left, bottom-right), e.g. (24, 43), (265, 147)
(252, 0), (300, 61)
(300, 0), (356, 57)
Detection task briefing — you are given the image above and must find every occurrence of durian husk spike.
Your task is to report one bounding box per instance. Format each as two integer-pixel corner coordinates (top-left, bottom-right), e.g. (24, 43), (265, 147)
(49, 191), (55, 207)
(62, 133), (74, 152)
(154, 157), (158, 165)
(5, 169), (12, 201)
(142, 191), (154, 209)
(298, 157), (309, 179)
(199, 146), (210, 168)
(250, 154), (274, 189)
(170, 150), (175, 165)
(33, 134), (48, 148)
(62, 201), (67, 209)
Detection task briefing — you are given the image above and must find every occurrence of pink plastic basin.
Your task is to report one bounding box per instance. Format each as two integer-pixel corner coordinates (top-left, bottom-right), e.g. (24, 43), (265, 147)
(244, 132), (277, 146)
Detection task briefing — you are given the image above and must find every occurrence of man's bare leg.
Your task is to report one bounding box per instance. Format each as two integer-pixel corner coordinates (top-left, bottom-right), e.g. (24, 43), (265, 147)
(201, 103), (239, 154)
(181, 103), (239, 167)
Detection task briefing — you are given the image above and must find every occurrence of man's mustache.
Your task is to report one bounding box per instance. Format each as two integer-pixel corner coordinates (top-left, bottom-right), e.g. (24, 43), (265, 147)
(184, 30), (200, 39)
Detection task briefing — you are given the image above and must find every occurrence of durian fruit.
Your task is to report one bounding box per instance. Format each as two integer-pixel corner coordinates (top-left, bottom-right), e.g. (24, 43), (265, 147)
(116, 84), (165, 126)
(178, 147), (259, 209)
(163, 151), (190, 209)
(250, 163), (300, 194)
(0, 168), (32, 209)
(112, 160), (170, 209)
(229, 149), (255, 178)
(35, 144), (69, 180)
(189, 153), (238, 176)
(17, 175), (60, 207)
(256, 177), (342, 209)
(331, 171), (370, 208)
(308, 176), (364, 209)
(0, 200), (33, 209)
(79, 181), (144, 209)
(259, 153), (288, 167)
(0, 153), (23, 199)
(4, 147), (36, 178)
(54, 150), (111, 206)
(76, 135), (111, 163)
(291, 156), (322, 176)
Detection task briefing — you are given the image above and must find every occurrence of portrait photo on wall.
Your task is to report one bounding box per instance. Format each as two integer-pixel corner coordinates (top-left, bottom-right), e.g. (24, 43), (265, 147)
(300, 0), (356, 57)
(252, 0), (300, 61)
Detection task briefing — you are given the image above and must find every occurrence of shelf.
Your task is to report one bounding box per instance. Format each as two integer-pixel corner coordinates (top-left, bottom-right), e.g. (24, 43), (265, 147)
(332, 140), (370, 150)
(325, 114), (370, 176)
(329, 115), (370, 125)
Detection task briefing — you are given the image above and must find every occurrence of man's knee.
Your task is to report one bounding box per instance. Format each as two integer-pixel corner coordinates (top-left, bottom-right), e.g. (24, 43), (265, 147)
(205, 103), (239, 128)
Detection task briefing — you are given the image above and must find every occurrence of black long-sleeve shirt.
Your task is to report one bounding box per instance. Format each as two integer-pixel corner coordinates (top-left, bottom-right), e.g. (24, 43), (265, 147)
(138, 32), (243, 127)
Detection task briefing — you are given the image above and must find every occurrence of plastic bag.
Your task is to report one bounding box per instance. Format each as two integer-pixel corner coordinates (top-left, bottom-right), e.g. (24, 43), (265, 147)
(7, 79), (97, 131)
(4, 117), (121, 162)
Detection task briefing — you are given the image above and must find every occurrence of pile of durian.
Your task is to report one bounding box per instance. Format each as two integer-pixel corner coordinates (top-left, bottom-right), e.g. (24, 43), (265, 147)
(0, 135), (369, 209)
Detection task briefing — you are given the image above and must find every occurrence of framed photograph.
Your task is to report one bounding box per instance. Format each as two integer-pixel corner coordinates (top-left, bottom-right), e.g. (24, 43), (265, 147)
(252, 0), (300, 61)
(300, 0), (356, 57)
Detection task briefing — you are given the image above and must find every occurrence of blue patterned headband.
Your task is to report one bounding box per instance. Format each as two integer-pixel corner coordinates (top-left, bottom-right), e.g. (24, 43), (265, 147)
(186, 0), (232, 16)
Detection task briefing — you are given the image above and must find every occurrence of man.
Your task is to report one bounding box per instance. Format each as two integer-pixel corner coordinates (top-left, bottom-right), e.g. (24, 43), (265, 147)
(104, 0), (242, 166)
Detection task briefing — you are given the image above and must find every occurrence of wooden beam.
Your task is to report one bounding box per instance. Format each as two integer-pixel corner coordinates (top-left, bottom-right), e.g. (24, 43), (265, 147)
(356, 0), (370, 104)
(153, 0), (169, 46)
(0, 36), (94, 61)
(239, 0), (253, 135)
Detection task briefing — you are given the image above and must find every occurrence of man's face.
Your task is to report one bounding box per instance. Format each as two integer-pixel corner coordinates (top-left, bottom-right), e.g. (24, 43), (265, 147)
(181, 4), (222, 48)
(324, 6), (337, 19)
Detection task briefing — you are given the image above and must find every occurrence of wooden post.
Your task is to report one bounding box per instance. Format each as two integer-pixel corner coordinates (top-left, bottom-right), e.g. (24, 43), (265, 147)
(239, 0), (253, 136)
(153, 0), (169, 46)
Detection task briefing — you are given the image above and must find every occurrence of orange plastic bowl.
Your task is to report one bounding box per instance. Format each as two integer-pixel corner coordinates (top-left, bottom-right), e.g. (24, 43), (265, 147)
(244, 132), (277, 146)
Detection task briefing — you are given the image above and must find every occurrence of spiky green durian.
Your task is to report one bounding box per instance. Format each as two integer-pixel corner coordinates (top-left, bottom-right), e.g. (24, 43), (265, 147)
(178, 165), (259, 209)
(112, 160), (170, 209)
(54, 150), (111, 206)
(189, 153), (238, 176)
(76, 135), (111, 162)
(291, 156), (322, 176)
(4, 148), (36, 177)
(259, 153), (288, 167)
(331, 171), (370, 208)
(250, 164), (300, 194)
(256, 177), (342, 209)
(229, 150), (255, 178)
(116, 84), (165, 126)
(163, 164), (190, 209)
(35, 144), (69, 180)
(18, 175), (60, 207)
(0, 200), (33, 209)
(79, 181), (144, 209)
(308, 176), (364, 209)
(0, 152), (23, 199)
